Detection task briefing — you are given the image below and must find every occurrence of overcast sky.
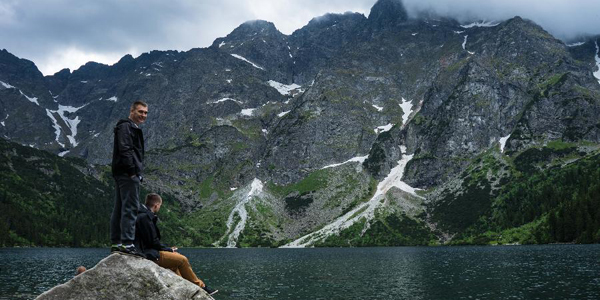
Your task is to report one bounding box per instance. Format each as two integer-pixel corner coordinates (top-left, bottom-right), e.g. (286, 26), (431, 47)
(1, 0), (599, 76)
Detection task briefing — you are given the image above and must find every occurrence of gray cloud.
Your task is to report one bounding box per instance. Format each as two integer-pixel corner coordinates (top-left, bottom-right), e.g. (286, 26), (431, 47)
(0, 0), (373, 75)
(1, 0), (598, 75)
(402, 0), (600, 41)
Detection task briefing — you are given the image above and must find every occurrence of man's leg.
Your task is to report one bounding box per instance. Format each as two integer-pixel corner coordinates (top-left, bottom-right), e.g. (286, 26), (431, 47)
(110, 177), (123, 244)
(158, 251), (205, 287)
(116, 175), (140, 245)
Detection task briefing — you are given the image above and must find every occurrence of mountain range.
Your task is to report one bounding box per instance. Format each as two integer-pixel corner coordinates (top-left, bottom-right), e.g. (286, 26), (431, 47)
(1, 0), (600, 247)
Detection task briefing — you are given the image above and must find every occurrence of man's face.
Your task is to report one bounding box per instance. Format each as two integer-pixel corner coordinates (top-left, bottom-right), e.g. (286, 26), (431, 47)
(129, 105), (148, 125)
(152, 202), (162, 214)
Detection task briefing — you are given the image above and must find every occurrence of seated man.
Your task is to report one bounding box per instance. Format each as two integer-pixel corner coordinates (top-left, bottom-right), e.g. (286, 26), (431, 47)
(135, 193), (217, 295)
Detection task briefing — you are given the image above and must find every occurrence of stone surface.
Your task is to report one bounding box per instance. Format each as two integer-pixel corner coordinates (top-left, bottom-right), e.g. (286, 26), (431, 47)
(35, 254), (212, 300)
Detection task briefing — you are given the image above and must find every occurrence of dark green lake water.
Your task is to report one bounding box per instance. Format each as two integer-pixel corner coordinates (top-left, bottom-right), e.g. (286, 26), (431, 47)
(1, 245), (599, 300)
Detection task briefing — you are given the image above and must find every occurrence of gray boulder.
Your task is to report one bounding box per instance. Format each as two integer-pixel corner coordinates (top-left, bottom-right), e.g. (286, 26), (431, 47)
(35, 253), (213, 300)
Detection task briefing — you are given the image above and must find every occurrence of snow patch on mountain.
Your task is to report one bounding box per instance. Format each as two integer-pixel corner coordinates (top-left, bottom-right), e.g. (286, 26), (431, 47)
(58, 150), (70, 157)
(45, 109), (65, 148)
(231, 54), (265, 70)
(268, 80), (301, 96)
(284, 146), (421, 247)
(46, 104), (87, 148)
(0, 81), (15, 89)
(19, 91), (39, 106)
(1, 114), (8, 127)
(278, 110), (290, 117)
(399, 98), (414, 127)
(594, 41), (600, 83)
(241, 108), (256, 116)
(499, 134), (511, 153)
(372, 104), (383, 112)
(375, 123), (393, 134)
(107, 96), (118, 102)
(220, 179), (264, 248)
(321, 155), (368, 169)
(460, 21), (499, 28)
(461, 35), (475, 54)
(58, 105), (85, 147)
(567, 42), (585, 47)
(212, 98), (242, 104)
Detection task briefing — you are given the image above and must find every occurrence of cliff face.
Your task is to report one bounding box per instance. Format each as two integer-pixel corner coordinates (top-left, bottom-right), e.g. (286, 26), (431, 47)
(35, 254), (213, 300)
(2, 0), (600, 247)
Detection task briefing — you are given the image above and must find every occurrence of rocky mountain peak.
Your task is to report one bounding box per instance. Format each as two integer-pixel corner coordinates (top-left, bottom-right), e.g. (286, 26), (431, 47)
(66, 61), (113, 87)
(503, 16), (528, 26)
(211, 19), (285, 49)
(116, 54), (135, 64)
(499, 16), (556, 39)
(368, 0), (408, 27)
(241, 19), (279, 31)
(0, 49), (44, 81)
(231, 20), (282, 38)
(52, 68), (71, 77)
(45, 68), (71, 95)
(302, 12), (366, 30)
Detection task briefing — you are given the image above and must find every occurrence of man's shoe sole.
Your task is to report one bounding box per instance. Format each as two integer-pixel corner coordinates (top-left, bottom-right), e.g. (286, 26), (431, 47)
(114, 251), (144, 258)
(112, 248), (144, 258)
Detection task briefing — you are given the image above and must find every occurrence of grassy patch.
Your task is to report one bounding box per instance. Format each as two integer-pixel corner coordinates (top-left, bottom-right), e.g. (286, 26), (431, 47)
(268, 168), (330, 196)
(546, 140), (576, 151)
(315, 212), (436, 247)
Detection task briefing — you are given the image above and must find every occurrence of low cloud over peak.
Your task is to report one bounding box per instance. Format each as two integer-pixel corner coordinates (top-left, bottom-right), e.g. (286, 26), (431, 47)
(1, 0), (598, 75)
(402, 0), (600, 41)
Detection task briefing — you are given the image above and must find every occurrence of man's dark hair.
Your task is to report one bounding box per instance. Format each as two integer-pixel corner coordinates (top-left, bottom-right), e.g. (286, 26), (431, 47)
(145, 193), (162, 207)
(131, 100), (148, 110)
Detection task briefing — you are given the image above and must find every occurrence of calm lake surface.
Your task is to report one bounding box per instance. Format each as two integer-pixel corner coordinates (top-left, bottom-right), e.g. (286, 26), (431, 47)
(1, 245), (599, 300)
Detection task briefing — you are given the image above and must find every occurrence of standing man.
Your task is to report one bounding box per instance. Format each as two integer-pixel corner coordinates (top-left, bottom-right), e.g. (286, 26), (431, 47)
(110, 100), (148, 255)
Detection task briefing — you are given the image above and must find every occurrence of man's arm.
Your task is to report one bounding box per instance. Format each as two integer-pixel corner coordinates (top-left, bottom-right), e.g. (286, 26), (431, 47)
(137, 214), (168, 251)
(115, 123), (136, 176)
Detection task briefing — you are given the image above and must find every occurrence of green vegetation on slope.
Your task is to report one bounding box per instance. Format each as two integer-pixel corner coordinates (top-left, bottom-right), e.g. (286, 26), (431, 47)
(150, 191), (232, 248)
(0, 138), (113, 247)
(315, 211), (436, 247)
(447, 147), (600, 245)
(0, 138), (228, 248)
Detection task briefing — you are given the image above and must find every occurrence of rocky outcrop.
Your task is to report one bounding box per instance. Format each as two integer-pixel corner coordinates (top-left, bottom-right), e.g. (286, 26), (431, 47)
(2, 0), (600, 247)
(368, 0), (409, 28)
(35, 254), (213, 300)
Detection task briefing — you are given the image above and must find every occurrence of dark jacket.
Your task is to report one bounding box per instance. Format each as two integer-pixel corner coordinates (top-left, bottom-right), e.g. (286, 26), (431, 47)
(134, 204), (172, 261)
(111, 119), (144, 177)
